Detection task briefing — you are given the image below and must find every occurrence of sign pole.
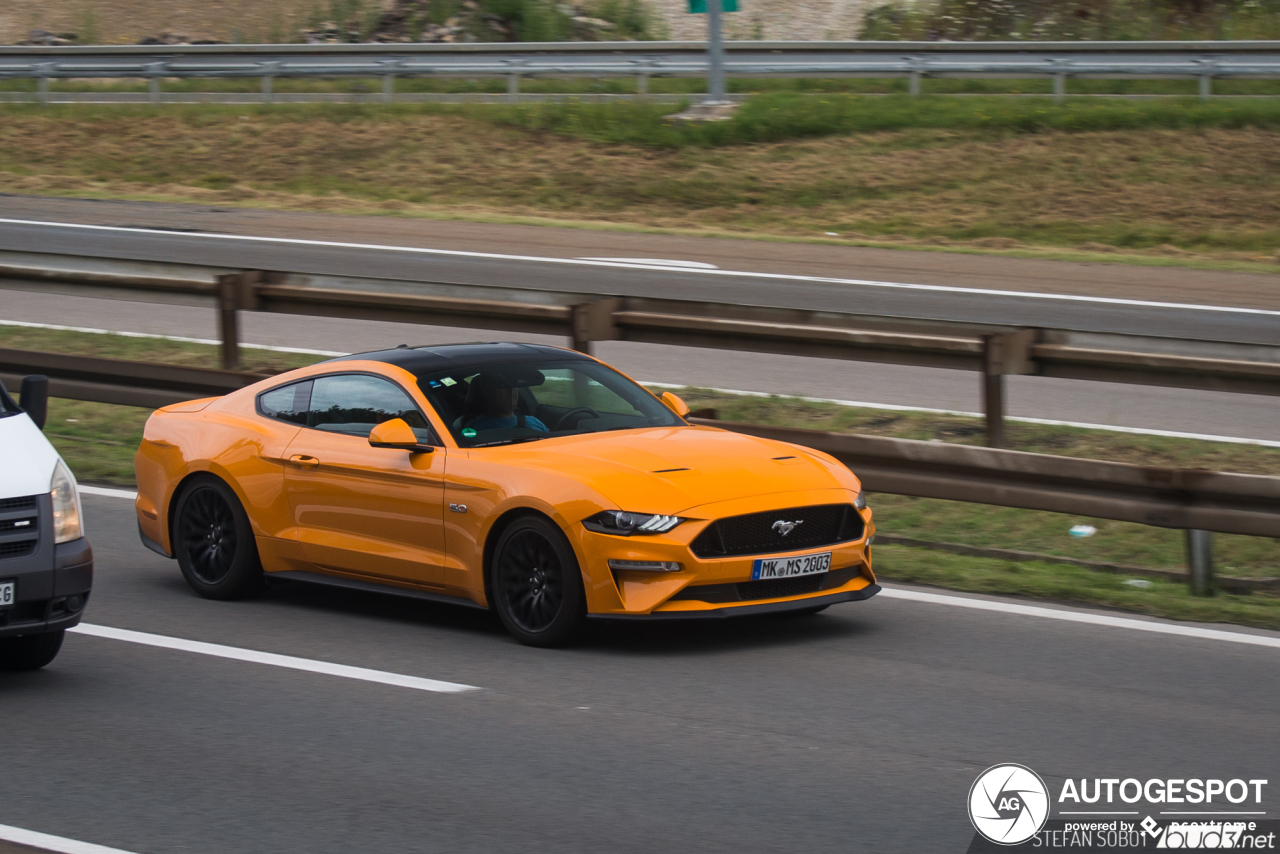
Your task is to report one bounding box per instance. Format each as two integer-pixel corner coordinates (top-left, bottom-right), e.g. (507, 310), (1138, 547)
(706, 0), (725, 103)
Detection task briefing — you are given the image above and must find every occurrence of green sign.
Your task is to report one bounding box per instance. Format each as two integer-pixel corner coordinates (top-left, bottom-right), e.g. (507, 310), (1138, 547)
(688, 0), (738, 11)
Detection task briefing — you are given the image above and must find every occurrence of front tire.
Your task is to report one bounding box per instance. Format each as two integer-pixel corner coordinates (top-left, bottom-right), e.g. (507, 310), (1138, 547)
(492, 515), (586, 648)
(173, 476), (265, 601)
(0, 630), (65, 671)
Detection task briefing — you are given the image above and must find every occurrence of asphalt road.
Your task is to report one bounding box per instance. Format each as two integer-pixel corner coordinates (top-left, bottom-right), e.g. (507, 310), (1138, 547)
(3, 493), (1277, 854)
(2, 197), (1278, 441)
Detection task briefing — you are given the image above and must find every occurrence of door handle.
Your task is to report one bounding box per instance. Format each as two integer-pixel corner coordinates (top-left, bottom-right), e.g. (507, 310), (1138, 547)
(288, 454), (320, 468)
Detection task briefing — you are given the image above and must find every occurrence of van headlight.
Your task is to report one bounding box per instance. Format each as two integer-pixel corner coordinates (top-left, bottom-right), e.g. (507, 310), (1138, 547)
(50, 459), (84, 544)
(583, 511), (683, 536)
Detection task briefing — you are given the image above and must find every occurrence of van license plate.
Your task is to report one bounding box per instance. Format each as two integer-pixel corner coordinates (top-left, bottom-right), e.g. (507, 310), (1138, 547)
(0, 581), (13, 608)
(752, 552), (831, 580)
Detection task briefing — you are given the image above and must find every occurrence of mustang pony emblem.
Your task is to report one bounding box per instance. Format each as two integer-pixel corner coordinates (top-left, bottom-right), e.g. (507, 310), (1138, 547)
(771, 519), (804, 537)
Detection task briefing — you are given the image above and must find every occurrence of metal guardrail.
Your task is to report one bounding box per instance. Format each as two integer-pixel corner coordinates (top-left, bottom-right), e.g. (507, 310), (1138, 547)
(3, 40), (1279, 103)
(3, 250), (1278, 450)
(0, 345), (1271, 592)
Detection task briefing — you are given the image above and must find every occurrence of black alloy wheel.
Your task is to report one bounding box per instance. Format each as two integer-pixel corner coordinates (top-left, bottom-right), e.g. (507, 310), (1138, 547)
(492, 515), (585, 647)
(174, 476), (265, 600)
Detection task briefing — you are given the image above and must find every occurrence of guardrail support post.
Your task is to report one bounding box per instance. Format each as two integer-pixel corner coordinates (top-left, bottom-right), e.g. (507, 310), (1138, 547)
(262, 75), (273, 104)
(909, 70), (921, 97)
(1186, 529), (1214, 595)
(637, 73), (649, 96)
(217, 272), (261, 370)
(382, 74), (395, 104)
(149, 78), (161, 105)
(1053, 73), (1065, 105)
(1199, 74), (1212, 100)
(570, 298), (621, 355)
(507, 73), (520, 103)
(35, 64), (54, 106)
(982, 330), (1036, 448)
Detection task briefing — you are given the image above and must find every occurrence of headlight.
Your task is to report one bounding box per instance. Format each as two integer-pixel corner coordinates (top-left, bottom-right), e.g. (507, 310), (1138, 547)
(853, 492), (867, 510)
(50, 459), (84, 544)
(583, 510), (683, 536)
(608, 560), (683, 572)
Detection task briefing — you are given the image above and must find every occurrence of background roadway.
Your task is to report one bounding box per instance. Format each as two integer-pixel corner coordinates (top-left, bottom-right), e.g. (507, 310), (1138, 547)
(2, 197), (1278, 441)
(2, 494), (1277, 853)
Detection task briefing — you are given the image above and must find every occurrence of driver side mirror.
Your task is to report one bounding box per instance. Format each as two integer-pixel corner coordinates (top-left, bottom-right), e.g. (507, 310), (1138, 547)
(660, 391), (691, 418)
(21, 375), (49, 431)
(369, 418), (434, 454)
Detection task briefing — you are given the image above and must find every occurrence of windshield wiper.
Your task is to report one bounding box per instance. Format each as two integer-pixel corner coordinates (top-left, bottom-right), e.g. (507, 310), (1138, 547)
(472, 435), (548, 447)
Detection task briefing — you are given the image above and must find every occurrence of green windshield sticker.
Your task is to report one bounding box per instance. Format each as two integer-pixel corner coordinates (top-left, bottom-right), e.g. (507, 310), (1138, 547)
(461, 428), (477, 438)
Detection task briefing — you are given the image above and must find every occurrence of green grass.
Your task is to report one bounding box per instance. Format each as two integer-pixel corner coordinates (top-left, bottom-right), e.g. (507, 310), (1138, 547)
(6, 326), (1276, 627)
(7, 94), (1280, 150)
(444, 93), (1280, 149)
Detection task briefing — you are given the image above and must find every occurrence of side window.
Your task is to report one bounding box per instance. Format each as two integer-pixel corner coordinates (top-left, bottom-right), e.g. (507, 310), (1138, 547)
(307, 374), (435, 441)
(258, 380), (312, 425)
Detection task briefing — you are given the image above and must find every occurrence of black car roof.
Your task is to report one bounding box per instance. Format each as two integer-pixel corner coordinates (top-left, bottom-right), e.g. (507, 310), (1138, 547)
(325, 342), (591, 374)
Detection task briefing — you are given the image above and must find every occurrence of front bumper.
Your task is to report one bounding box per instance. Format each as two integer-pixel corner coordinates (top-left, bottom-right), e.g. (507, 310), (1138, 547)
(591, 583), (881, 620)
(0, 537), (94, 639)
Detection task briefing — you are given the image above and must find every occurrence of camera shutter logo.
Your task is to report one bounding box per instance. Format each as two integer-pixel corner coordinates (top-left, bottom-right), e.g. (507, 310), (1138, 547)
(968, 764), (1050, 845)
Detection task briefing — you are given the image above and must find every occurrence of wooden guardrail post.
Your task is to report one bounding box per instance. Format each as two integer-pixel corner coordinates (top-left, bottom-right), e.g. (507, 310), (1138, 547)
(216, 272), (262, 370)
(1186, 529), (1215, 596)
(570, 298), (621, 355)
(982, 330), (1036, 447)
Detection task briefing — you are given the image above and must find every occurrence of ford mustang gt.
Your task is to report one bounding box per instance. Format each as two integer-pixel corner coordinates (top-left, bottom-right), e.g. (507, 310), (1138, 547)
(135, 343), (878, 646)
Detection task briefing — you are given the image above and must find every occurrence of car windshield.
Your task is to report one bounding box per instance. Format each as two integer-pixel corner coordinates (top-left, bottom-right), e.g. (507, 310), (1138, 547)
(415, 359), (684, 448)
(0, 381), (21, 418)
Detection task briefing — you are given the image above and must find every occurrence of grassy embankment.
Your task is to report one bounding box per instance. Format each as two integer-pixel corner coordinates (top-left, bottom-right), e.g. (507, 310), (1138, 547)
(1, 97), (1280, 266)
(5, 325), (1278, 630)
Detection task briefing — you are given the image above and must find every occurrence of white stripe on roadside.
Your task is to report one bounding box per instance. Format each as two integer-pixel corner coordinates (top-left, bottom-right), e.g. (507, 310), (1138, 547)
(78, 485), (137, 500)
(0, 823), (139, 854)
(69, 623), (480, 694)
(4, 217), (1278, 318)
(879, 586), (1280, 650)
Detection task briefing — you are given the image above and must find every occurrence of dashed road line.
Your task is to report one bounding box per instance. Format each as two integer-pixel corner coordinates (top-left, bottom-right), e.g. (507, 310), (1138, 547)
(0, 823), (140, 854)
(69, 623), (481, 694)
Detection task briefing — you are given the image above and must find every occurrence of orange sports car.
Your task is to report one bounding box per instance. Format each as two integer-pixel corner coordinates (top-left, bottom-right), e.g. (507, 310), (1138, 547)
(135, 343), (878, 646)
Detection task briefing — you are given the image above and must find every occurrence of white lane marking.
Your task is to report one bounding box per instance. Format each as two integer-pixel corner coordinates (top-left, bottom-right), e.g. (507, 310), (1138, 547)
(642, 381), (1280, 448)
(0, 319), (346, 357)
(69, 623), (480, 694)
(79, 485), (137, 500)
(578, 257), (719, 269)
(879, 587), (1280, 650)
(3, 218), (1277, 318)
(0, 823), (139, 854)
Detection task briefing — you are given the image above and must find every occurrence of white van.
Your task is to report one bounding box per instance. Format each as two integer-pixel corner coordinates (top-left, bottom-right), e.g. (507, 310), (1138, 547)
(0, 375), (93, 671)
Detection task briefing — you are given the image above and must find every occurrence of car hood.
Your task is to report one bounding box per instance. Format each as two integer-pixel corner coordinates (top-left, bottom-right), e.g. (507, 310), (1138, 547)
(0, 413), (59, 500)
(493, 425), (854, 514)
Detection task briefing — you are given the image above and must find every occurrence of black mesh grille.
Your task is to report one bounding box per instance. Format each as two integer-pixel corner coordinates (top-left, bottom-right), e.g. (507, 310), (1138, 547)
(690, 504), (865, 558)
(672, 566), (863, 604)
(0, 494), (40, 560)
(0, 541), (35, 558)
(738, 574), (824, 600)
(0, 496), (36, 512)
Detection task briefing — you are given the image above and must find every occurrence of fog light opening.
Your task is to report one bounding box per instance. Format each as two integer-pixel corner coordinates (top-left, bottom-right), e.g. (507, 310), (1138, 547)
(608, 560), (683, 572)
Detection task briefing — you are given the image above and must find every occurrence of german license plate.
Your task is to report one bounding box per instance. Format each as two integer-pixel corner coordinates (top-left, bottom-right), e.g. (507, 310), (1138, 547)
(752, 551), (831, 580)
(0, 581), (13, 608)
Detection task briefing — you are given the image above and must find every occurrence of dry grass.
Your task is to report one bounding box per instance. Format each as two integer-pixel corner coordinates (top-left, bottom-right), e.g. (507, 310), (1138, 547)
(2, 106), (1280, 257)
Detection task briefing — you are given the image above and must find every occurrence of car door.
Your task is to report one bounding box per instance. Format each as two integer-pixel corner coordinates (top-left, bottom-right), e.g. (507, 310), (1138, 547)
(282, 372), (448, 588)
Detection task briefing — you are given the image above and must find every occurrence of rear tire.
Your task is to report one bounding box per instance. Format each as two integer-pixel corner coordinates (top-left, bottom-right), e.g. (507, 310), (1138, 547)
(0, 630), (65, 671)
(173, 475), (265, 601)
(492, 515), (586, 648)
